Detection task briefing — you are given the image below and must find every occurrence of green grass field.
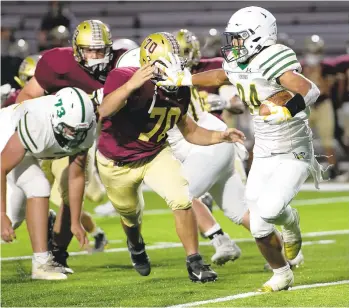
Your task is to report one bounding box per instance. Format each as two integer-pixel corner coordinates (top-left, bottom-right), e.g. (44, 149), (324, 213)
(1, 190), (349, 307)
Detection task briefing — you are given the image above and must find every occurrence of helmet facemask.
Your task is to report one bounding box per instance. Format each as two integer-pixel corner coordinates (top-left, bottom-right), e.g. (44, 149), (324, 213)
(221, 30), (251, 63)
(77, 45), (113, 75)
(52, 121), (93, 149)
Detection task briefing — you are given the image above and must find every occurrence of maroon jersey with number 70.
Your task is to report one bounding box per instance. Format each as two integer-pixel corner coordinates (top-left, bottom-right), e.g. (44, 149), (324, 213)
(98, 67), (191, 163)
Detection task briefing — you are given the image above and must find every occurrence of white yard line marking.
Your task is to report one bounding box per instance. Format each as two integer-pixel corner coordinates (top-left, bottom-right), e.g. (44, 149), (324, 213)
(292, 196), (349, 206)
(1, 228), (344, 261)
(167, 280), (349, 308)
(93, 196), (349, 218)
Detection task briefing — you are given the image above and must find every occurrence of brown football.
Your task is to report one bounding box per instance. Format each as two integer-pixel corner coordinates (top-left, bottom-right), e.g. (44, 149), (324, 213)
(259, 90), (293, 116)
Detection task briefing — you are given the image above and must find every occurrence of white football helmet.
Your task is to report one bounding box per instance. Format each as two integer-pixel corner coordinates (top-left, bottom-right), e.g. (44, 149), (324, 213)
(221, 6), (277, 63)
(51, 87), (96, 149)
(112, 38), (139, 51)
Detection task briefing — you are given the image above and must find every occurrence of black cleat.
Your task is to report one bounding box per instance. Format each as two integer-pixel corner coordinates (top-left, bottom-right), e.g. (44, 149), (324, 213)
(47, 210), (56, 252)
(127, 239), (151, 276)
(93, 231), (108, 253)
(52, 247), (74, 274)
(187, 254), (217, 283)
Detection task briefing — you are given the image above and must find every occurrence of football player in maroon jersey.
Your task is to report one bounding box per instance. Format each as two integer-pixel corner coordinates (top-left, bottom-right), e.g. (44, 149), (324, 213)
(97, 32), (245, 282)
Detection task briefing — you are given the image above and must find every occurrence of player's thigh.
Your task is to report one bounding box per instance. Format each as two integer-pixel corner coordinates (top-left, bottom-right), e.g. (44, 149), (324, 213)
(316, 100), (335, 148)
(245, 157), (274, 212)
(183, 142), (235, 198)
(96, 151), (144, 226)
(144, 146), (191, 210)
(257, 157), (310, 221)
(11, 156), (50, 198)
(51, 157), (70, 205)
(6, 179), (26, 229)
(210, 171), (247, 225)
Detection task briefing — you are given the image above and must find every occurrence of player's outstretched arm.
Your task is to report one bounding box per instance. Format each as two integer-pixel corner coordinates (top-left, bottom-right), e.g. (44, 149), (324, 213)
(16, 77), (45, 103)
(98, 65), (154, 119)
(192, 69), (228, 87)
(1, 132), (26, 242)
(177, 114), (245, 146)
(68, 152), (89, 249)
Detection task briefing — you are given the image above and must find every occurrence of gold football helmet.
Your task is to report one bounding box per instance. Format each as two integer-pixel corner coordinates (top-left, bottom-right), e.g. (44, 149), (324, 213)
(72, 20), (113, 75)
(174, 29), (201, 68)
(14, 54), (42, 88)
(140, 32), (182, 90)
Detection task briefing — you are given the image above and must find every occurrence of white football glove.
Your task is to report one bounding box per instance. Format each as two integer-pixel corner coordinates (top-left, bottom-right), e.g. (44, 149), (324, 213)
(155, 52), (192, 87)
(260, 101), (292, 125)
(89, 88), (104, 107)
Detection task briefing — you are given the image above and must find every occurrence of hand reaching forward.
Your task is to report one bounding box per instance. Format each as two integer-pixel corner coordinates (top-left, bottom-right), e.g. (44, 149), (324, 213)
(127, 63), (155, 91)
(220, 128), (246, 144)
(155, 52), (192, 87)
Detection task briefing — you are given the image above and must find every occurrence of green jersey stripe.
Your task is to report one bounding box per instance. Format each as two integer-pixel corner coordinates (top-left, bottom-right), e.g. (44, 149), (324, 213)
(18, 119), (33, 152)
(268, 60), (299, 81)
(24, 113), (38, 149)
(259, 48), (290, 69)
(262, 52), (296, 77)
(72, 87), (85, 122)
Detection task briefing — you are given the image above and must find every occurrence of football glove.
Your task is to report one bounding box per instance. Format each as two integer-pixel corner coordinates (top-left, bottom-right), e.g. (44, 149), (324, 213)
(261, 101), (292, 125)
(155, 52), (192, 87)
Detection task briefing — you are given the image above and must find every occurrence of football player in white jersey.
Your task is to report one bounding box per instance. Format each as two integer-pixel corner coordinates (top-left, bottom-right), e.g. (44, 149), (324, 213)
(114, 43), (249, 265)
(156, 7), (323, 291)
(1, 87), (96, 280)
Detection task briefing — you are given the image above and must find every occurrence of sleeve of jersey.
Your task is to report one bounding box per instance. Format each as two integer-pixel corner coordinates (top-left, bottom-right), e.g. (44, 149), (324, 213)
(103, 68), (133, 96)
(34, 53), (58, 91)
(260, 46), (301, 81)
(17, 112), (45, 154)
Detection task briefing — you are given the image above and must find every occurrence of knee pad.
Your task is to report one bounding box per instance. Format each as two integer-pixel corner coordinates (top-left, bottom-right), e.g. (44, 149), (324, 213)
(22, 174), (51, 198)
(168, 197), (192, 211)
(118, 207), (143, 228)
(250, 210), (275, 238)
(257, 193), (286, 224)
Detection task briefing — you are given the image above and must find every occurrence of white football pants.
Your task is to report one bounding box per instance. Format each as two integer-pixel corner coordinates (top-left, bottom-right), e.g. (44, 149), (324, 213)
(246, 154), (310, 238)
(6, 156), (51, 229)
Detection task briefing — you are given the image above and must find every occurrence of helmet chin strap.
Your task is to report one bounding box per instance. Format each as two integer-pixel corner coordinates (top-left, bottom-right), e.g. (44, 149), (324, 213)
(85, 57), (109, 68)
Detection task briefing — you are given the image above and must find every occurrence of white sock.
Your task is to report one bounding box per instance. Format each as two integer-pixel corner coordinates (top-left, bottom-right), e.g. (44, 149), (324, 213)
(90, 227), (102, 237)
(273, 263), (290, 275)
(33, 251), (49, 264)
(204, 223), (221, 238)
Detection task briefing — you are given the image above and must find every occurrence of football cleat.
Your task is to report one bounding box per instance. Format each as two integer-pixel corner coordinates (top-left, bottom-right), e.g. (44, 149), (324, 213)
(127, 239), (151, 276)
(288, 250), (304, 269)
(211, 233), (241, 265)
(32, 253), (67, 280)
(93, 230), (108, 253)
(187, 254), (217, 283)
(52, 247), (74, 274)
(47, 209), (56, 252)
(281, 208), (302, 260)
(258, 269), (294, 292)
